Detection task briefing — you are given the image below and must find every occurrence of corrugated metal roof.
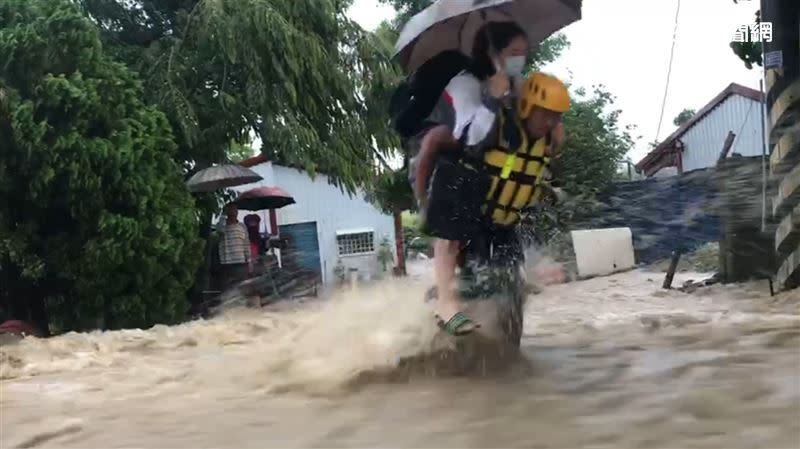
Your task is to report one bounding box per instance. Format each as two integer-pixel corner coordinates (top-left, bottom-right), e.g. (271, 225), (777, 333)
(636, 83), (764, 176)
(680, 95), (764, 172)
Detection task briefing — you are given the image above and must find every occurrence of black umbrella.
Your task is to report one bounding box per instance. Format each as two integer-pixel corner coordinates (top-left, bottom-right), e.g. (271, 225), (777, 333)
(186, 164), (263, 193)
(394, 0), (582, 74)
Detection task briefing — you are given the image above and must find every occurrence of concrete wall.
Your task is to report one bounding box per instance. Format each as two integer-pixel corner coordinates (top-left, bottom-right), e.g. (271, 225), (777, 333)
(571, 228), (636, 277)
(230, 163), (396, 283)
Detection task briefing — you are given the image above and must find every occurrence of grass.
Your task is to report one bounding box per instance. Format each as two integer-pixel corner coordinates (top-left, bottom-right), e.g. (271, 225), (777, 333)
(650, 242), (720, 273)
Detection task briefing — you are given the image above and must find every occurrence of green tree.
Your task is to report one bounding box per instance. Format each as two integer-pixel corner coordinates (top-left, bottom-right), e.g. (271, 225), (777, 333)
(77, 0), (399, 193)
(554, 85), (635, 196)
(673, 108), (696, 127)
(0, 0), (202, 333)
(380, 0), (431, 26)
(729, 3), (762, 69)
(78, 0), (406, 296)
(227, 140), (257, 164)
(365, 163), (415, 275)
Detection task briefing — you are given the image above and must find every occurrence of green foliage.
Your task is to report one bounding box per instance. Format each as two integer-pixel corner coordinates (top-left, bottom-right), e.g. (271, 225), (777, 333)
(729, 6), (763, 69)
(367, 167), (415, 215)
(0, 0), (202, 331)
(730, 40), (763, 70)
(555, 85), (635, 196)
(379, 0), (431, 26)
(673, 108), (696, 127)
(526, 34), (571, 73)
(402, 224), (433, 259)
(78, 0), (400, 194)
(227, 140), (256, 164)
(401, 211), (421, 228)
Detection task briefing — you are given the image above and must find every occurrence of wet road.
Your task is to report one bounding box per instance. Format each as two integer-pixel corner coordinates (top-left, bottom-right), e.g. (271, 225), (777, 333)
(2, 266), (799, 448)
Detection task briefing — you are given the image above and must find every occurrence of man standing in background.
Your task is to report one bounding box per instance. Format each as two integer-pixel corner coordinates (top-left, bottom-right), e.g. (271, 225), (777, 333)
(218, 203), (251, 290)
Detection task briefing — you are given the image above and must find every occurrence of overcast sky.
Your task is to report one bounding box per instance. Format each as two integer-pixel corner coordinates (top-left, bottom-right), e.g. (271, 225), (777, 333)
(348, 0), (763, 163)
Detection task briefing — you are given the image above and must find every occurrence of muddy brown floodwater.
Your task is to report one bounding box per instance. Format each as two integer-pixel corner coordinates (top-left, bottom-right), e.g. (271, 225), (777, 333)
(2, 263), (799, 448)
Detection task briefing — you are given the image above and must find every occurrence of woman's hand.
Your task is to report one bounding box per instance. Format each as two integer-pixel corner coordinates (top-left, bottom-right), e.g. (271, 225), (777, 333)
(414, 125), (459, 205)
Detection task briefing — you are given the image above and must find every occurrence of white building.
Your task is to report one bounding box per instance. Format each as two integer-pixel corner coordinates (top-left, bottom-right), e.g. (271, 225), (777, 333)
(636, 83), (765, 177)
(232, 155), (396, 284)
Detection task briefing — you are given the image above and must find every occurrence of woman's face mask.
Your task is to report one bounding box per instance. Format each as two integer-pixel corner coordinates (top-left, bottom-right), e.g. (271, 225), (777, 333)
(504, 55), (526, 78)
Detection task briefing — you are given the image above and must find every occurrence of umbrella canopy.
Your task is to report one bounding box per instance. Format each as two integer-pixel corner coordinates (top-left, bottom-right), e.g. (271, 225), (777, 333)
(186, 164), (263, 193)
(394, 0), (582, 74)
(234, 186), (296, 211)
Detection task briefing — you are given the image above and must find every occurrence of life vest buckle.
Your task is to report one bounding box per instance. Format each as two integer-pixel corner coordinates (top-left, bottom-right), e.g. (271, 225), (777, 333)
(500, 154), (516, 179)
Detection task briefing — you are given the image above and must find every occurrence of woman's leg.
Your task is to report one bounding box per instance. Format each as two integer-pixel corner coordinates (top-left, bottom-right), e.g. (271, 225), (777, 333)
(433, 238), (479, 335)
(433, 238), (462, 320)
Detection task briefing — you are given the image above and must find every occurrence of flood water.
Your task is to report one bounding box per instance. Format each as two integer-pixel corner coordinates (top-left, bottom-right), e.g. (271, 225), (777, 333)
(2, 262), (799, 448)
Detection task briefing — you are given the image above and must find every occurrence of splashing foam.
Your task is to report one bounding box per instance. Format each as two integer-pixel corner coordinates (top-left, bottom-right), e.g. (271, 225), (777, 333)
(1, 280), (445, 395)
(241, 280), (443, 394)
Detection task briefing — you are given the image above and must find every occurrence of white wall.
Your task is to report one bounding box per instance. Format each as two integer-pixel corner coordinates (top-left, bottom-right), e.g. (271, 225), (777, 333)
(681, 95), (765, 172)
(231, 162), (396, 283)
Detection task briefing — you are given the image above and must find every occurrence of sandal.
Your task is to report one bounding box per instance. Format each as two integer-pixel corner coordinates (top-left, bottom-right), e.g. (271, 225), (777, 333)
(435, 312), (480, 336)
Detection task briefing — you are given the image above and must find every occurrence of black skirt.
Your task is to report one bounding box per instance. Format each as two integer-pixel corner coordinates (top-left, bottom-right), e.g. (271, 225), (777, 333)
(423, 155), (491, 241)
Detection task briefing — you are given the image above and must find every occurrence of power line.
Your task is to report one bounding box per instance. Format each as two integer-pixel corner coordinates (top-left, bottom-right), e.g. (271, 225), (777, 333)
(736, 99), (755, 144)
(655, 0), (682, 141)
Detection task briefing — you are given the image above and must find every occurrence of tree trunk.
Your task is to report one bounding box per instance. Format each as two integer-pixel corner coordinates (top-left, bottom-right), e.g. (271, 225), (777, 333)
(31, 304), (50, 337)
(29, 287), (51, 337)
(393, 210), (407, 276)
(103, 295), (114, 331)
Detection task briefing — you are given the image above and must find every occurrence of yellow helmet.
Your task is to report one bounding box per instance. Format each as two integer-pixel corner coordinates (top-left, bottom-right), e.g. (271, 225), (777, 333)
(519, 72), (570, 119)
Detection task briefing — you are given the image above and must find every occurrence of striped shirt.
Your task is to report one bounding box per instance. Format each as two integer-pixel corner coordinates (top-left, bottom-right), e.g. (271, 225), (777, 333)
(219, 222), (250, 265)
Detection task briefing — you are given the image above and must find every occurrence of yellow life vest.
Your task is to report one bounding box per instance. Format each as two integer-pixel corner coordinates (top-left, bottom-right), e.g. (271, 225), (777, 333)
(481, 110), (553, 227)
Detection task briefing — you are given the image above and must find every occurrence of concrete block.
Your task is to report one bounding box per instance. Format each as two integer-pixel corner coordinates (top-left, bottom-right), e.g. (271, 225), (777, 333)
(571, 227), (636, 278)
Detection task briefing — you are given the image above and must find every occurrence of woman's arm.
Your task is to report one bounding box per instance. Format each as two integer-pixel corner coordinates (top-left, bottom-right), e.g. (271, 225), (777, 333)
(446, 74), (503, 149)
(414, 125), (460, 205)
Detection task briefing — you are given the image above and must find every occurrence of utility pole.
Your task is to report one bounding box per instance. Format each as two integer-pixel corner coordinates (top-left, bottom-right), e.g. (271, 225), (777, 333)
(762, 0), (800, 290)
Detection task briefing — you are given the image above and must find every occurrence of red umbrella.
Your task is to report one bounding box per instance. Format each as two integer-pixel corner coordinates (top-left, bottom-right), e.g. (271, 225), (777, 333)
(234, 186), (296, 211)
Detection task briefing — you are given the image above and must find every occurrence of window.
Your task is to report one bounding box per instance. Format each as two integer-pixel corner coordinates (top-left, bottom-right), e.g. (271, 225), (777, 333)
(336, 229), (375, 256)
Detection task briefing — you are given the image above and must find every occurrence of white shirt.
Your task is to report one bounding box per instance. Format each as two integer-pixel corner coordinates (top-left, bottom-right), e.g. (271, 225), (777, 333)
(444, 71), (522, 147)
